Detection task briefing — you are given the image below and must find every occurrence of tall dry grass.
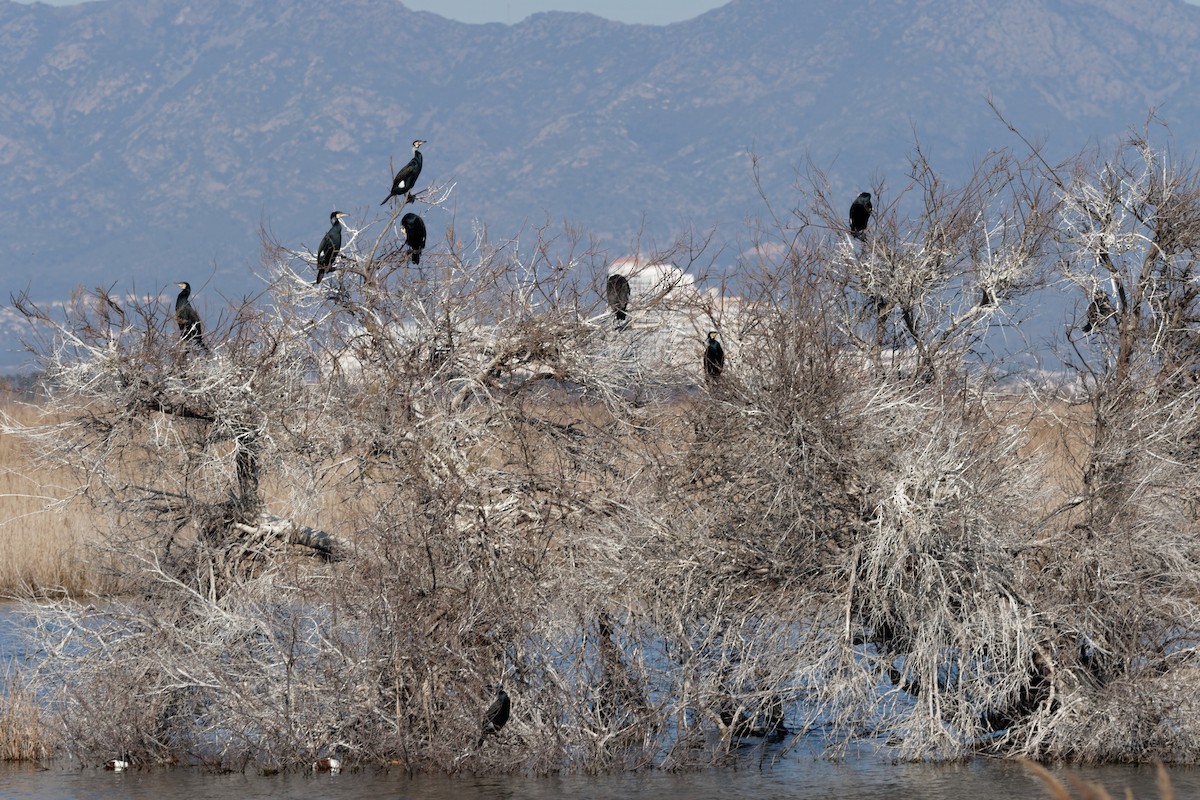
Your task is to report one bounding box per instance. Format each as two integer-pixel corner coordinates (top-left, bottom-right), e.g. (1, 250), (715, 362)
(0, 665), (52, 762)
(0, 397), (116, 597)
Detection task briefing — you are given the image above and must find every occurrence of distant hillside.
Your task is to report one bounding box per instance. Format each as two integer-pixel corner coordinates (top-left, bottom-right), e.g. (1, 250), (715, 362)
(1, 0), (1199, 368)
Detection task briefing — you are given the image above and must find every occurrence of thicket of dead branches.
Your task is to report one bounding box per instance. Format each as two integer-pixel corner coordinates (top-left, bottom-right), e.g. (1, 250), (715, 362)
(9, 124), (1200, 773)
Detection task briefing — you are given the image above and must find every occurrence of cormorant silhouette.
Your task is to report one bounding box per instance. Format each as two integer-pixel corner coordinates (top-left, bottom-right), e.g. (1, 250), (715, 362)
(400, 212), (426, 265)
(315, 211), (348, 285)
(704, 330), (725, 381)
(381, 139), (426, 206)
(1083, 290), (1116, 333)
(478, 685), (511, 746)
(606, 274), (631, 325)
(174, 282), (207, 351)
(849, 192), (873, 237)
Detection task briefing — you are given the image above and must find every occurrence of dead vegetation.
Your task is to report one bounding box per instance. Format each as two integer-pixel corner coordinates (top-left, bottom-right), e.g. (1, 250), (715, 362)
(1025, 761), (1176, 800)
(0, 664), (51, 762)
(4, 126), (1200, 776)
(0, 398), (119, 597)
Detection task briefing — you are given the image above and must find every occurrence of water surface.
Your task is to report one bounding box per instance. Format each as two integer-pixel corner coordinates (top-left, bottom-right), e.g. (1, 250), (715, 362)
(3, 748), (1196, 799)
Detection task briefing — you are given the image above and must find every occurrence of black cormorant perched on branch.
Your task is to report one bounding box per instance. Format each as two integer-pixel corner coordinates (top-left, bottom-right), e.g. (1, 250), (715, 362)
(315, 211), (348, 285)
(1083, 290), (1116, 333)
(849, 191), (873, 237)
(478, 685), (511, 746)
(174, 281), (206, 351)
(704, 330), (725, 382)
(381, 139), (426, 206)
(400, 212), (426, 265)
(606, 274), (631, 325)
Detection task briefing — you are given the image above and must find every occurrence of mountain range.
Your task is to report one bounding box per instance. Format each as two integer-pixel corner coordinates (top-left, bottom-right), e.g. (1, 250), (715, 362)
(1, 0), (1199, 369)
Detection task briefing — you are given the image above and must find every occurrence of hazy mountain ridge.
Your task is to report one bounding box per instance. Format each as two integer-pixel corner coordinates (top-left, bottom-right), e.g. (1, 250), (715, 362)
(1, 0), (1199, 369)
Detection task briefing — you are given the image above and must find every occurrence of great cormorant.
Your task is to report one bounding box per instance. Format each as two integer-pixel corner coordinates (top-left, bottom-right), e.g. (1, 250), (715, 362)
(478, 685), (511, 746)
(1083, 290), (1116, 333)
(400, 212), (426, 265)
(606, 274), (631, 324)
(174, 282), (206, 351)
(704, 331), (725, 381)
(381, 139), (426, 206)
(849, 192), (873, 237)
(315, 211), (348, 285)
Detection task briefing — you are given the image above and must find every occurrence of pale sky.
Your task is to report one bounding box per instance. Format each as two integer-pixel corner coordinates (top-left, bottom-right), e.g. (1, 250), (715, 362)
(15, 0), (731, 24)
(13, 0), (1200, 23)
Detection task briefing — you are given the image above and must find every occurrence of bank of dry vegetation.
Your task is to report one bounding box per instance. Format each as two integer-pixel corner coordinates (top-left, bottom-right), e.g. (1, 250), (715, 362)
(0, 400), (119, 597)
(5, 125), (1200, 776)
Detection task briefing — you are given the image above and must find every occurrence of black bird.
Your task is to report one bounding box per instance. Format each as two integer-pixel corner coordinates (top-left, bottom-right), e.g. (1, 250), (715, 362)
(174, 282), (206, 351)
(400, 212), (426, 265)
(1083, 290), (1116, 334)
(478, 685), (511, 746)
(315, 211), (348, 285)
(606, 274), (631, 325)
(704, 330), (725, 382)
(381, 139), (426, 206)
(849, 192), (873, 237)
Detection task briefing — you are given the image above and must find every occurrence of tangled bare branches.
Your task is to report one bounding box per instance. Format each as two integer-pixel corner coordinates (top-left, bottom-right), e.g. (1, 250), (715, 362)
(10, 129), (1200, 774)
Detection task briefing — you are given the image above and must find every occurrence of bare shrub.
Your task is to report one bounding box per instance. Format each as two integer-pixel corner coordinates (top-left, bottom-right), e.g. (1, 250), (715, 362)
(1006, 121), (1200, 764)
(8, 130), (1200, 773)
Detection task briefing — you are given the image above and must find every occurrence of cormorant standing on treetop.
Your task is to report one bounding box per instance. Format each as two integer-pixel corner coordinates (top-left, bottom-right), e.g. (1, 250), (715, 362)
(381, 139), (426, 206)
(478, 685), (511, 746)
(704, 331), (725, 382)
(174, 282), (206, 351)
(849, 192), (873, 237)
(315, 210), (348, 285)
(400, 212), (426, 265)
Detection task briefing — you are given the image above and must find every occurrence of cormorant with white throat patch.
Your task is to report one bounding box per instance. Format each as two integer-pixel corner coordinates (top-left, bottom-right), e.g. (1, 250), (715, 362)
(381, 139), (426, 206)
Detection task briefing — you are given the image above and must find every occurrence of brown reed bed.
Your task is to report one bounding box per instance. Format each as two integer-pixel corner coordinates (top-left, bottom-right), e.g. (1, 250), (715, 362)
(0, 397), (115, 598)
(0, 664), (53, 762)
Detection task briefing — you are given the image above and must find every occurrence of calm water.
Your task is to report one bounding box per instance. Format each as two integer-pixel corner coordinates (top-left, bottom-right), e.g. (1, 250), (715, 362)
(3, 603), (1197, 799)
(3, 758), (1196, 800)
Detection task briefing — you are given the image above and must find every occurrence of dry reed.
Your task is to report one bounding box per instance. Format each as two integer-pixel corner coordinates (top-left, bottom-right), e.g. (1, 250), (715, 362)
(0, 397), (114, 597)
(0, 664), (53, 762)
(1025, 760), (1175, 800)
